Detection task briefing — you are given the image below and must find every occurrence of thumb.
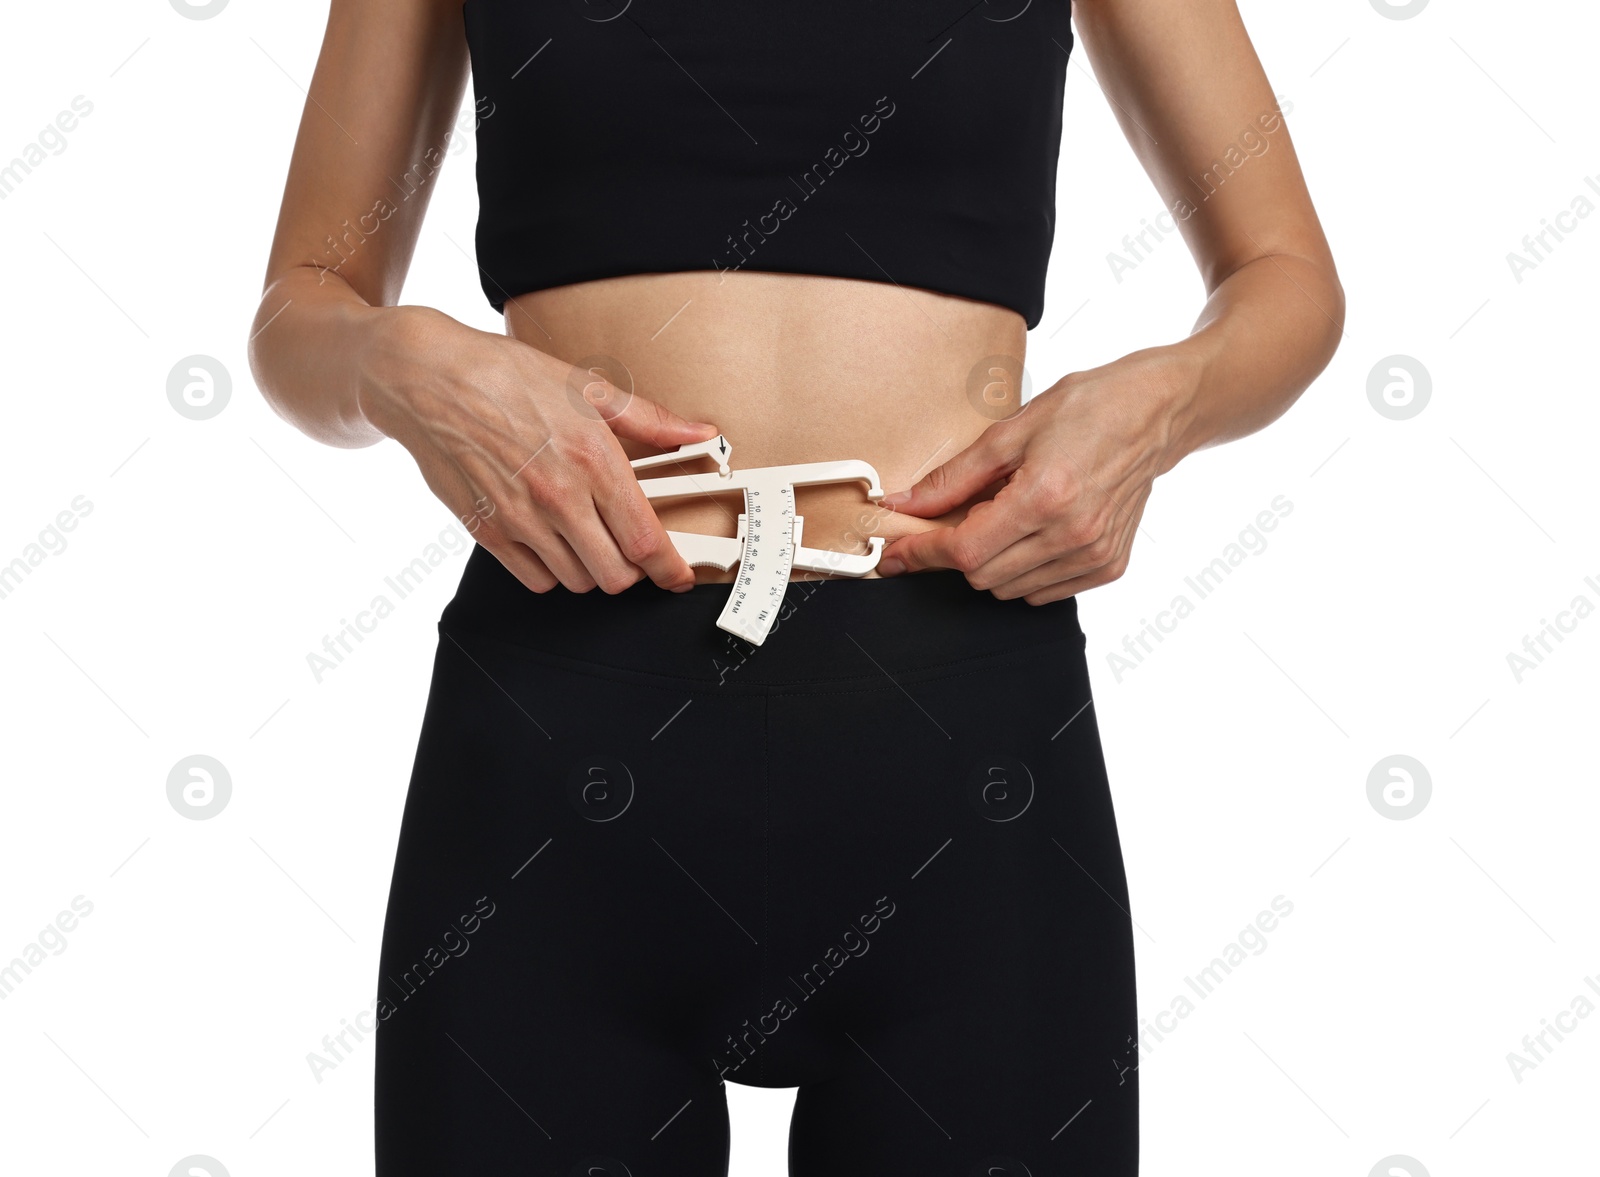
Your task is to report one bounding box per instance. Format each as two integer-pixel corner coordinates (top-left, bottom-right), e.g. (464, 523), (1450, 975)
(880, 432), (1015, 517)
(587, 384), (720, 449)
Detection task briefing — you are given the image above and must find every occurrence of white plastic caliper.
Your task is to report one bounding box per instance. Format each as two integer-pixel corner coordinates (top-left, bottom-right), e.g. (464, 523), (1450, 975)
(629, 434), (886, 646)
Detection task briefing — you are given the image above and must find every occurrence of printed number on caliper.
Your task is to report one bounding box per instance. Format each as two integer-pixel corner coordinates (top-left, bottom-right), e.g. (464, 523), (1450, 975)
(630, 435), (886, 646)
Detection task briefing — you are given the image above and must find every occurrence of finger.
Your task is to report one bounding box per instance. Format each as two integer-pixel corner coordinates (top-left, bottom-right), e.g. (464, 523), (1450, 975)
(592, 386), (720, 449)
(1020, 558), (1127, 606)
(481, 425), (631, 594)
(989, 533), (1132, 603)
(969, 524), (1120, 595)
(519, 521), (597, 593)
(484, 538), (560, 594)
(994, 489), (1148, 601)
(877, 497), (1035, 579)
(985, 550), (1100, 601)
(963, 531), (1077, 595)
(425, 465), (562, 596)
(590, 474), (698, 593)
(879, 429), (1018, 518)
(557, 503), (658, 595)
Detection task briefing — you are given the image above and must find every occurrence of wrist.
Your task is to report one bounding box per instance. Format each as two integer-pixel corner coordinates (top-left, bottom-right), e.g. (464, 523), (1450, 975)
(1042, 344), (1198, 479)
(1132, 343), (1205, 478)
(352, 304), (444, 441)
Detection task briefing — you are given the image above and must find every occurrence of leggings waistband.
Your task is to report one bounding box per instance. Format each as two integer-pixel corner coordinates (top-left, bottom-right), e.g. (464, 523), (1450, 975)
(439, 544), (1083, 690)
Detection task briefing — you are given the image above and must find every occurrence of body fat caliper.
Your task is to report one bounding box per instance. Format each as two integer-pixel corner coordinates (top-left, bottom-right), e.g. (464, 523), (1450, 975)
(629, 434), (886, 646)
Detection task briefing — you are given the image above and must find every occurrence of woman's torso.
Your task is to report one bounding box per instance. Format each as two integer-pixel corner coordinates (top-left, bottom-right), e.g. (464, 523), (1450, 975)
(505, 270), (1026, 583)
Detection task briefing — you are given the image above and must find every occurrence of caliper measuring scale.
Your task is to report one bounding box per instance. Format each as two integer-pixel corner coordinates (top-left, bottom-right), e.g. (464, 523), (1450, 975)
(629, 434), (887, 646)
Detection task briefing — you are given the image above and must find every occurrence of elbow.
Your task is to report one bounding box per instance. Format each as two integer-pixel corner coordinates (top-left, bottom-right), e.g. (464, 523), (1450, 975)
(1258, 245), (1346, 380)
(245, 272), (298, 416)
(244, 267), (387, 449)
(1315, 258), (1347, 374)
(1321, 241), (1347, 342)
(246, 270), (300, 390)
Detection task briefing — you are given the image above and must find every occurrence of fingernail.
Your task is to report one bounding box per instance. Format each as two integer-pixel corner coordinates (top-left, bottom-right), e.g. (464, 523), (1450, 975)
(672, 582), (695, 593)
(881, 490), (911, 507)
(878, 557), (905, 576)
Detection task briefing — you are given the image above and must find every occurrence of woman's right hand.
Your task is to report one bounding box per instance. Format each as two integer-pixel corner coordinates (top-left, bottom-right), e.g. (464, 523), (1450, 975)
(354, 305), (719, 595)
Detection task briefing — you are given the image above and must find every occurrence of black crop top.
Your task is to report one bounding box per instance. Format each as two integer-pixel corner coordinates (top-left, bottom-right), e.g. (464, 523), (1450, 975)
(462, 0), (1072, 329)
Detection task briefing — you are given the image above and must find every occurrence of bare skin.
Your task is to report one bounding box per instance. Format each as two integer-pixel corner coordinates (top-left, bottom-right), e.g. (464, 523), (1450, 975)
(497, 270), (1021, 584)
(249, 0), (1343, 602)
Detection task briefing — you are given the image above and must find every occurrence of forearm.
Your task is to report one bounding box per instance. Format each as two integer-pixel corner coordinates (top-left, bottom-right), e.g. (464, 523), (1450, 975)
(1154, 250), (1345, 475)
(246, 265), (415, 449)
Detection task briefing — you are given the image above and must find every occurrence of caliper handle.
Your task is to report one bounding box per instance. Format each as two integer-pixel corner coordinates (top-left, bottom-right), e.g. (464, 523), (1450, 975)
(633, 458), (885, 505)
(629, 434), (732, 476)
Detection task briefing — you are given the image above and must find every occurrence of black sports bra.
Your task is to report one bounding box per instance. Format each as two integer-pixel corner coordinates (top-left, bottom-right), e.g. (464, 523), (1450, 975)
(462, 0), (1071, 329)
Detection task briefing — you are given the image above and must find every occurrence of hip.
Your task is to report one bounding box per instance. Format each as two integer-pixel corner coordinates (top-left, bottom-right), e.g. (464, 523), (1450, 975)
(385, 543), (1127, 995)
(396, 543), (1123, 896)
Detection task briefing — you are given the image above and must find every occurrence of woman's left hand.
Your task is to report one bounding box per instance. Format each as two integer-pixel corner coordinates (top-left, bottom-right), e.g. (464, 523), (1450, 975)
(875, 347), (1194, 604)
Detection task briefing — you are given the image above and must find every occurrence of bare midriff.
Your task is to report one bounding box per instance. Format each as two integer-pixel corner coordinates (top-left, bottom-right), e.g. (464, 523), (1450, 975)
(503, 269), (1026, 583)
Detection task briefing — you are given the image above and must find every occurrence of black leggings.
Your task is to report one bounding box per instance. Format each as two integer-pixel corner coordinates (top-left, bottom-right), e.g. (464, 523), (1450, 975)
(374, 544), (1138, 1176)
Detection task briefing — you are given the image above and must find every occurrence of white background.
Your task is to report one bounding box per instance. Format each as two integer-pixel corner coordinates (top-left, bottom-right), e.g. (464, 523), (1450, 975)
(1, 0), (1595, 1174)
